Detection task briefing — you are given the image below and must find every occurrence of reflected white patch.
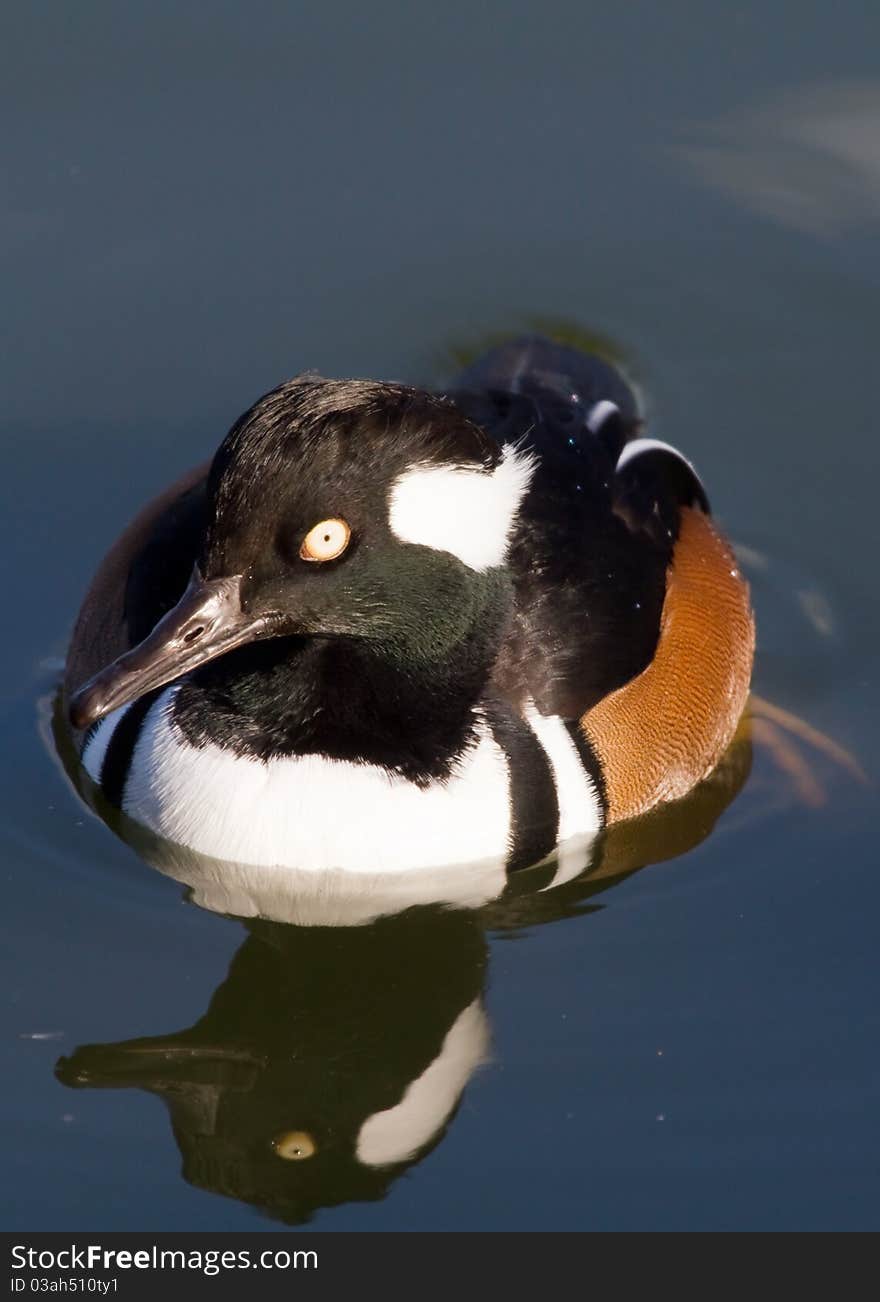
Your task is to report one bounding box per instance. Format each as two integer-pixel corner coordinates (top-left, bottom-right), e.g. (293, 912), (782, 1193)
(123, 689), (512, 874)
(131, 814), (510, 925)
(159, 857), (511, 927)
(81, 703), (133, 784)
(676, 81), (880, 236)
(356, 1000), (490, 1167)
(524, 704), (602, 889)
(388, 444), (536, 570)
(732, 541), (768, 573)
(797, 587), (836, 639)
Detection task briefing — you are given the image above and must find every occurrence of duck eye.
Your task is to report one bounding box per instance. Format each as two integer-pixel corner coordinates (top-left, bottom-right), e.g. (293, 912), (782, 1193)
(299, 517), (351, 563)
(272, 1130), (317, 1161)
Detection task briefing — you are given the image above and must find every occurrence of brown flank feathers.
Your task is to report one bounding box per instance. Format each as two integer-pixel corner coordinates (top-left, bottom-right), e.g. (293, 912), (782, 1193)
(581, 507), (755, 823)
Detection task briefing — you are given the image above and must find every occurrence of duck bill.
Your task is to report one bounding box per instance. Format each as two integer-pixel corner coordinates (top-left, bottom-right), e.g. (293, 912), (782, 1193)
(67, 571), (271, 731)
(56, 1038), (263, 1090)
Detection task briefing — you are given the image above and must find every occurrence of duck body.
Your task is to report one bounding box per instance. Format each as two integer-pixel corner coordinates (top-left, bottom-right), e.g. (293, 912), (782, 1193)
(65, 337), (754, 878)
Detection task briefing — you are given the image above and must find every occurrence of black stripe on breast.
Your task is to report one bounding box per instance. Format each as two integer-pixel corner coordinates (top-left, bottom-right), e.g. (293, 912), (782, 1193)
(484, 705), (559, 873)
(99, 689), (163, 809)
(564, 720), (608, 825)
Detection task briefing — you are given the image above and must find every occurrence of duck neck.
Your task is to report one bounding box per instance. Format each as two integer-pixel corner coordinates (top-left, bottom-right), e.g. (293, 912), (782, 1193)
(171, 573), (512, 783)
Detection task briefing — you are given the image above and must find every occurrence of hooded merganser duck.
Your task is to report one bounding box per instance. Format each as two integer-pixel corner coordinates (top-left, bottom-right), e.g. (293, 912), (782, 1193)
(64, 336), (754, 877)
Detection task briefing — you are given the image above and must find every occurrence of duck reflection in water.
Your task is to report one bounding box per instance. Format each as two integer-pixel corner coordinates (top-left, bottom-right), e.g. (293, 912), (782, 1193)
(55, 730), (750, 1225)
(58, 908), (489, 1223)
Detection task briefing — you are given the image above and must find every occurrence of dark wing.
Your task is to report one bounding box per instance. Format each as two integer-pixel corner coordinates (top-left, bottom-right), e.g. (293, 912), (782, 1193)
(64, 464), (209, 699)
(446, 336), (708, 719)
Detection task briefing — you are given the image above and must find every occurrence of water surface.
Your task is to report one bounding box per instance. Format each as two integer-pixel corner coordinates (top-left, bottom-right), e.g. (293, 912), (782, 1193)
(2, 1), (878, 1231)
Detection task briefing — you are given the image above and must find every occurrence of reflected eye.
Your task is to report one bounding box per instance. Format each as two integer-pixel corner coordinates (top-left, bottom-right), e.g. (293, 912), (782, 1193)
(272, 1130), (317, 1161)
(299, 518), (351, 563)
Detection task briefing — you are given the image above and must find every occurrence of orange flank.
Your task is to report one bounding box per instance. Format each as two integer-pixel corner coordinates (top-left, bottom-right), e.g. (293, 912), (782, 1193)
(581, 507), (755, 823)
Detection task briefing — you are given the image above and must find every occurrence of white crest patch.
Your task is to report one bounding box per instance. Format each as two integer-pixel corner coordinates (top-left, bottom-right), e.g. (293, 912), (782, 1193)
(356, 999), (490, 1167)
(388, 443), (536, 570)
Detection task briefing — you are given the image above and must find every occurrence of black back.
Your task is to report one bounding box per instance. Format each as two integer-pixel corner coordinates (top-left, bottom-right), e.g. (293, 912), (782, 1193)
(446, 336), (706, 718)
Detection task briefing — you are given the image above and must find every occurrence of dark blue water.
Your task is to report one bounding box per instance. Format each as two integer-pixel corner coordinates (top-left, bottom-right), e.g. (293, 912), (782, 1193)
(3, 2), (879, 1230)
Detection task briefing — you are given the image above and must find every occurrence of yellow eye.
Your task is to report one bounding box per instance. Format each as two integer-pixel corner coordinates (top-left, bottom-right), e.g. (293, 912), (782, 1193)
(299, 517), (351, 563)
(272, 1130), (317, 1161)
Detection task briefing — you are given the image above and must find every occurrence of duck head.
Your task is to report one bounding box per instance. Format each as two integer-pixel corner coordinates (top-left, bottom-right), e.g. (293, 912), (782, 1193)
(68, 376), (536, 732)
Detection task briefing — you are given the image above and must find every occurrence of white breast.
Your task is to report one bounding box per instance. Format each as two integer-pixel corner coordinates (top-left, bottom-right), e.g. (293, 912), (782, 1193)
(111, 687), (514, 874)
